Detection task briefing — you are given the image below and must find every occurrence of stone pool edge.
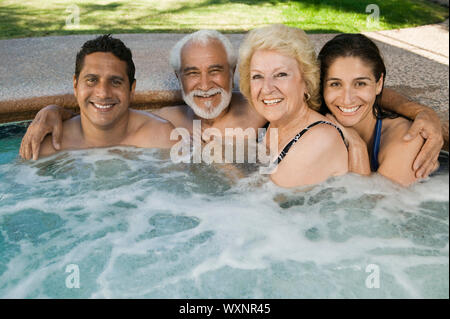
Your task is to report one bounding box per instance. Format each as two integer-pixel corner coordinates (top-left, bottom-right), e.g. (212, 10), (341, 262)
(0, 90), (448, 151)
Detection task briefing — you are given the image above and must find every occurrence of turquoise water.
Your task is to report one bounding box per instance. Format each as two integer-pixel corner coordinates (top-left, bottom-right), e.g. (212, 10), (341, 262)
(0, 122), (448, 298)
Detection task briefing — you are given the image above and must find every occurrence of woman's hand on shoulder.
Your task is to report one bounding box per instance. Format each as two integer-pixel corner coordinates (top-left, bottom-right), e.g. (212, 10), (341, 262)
(325, 114), (371, 175)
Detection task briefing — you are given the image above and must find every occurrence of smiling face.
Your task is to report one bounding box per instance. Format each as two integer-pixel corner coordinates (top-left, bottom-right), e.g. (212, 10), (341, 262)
(178, 39), (233, 119)
(74, 52), (135, 129)
(323, 56), (383, 128)
(249, 49), (307, 123)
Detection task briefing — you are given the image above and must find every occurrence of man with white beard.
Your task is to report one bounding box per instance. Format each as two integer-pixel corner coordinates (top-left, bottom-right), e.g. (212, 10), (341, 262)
(157, 30), (267, 165)
(151, 29), (266, 137)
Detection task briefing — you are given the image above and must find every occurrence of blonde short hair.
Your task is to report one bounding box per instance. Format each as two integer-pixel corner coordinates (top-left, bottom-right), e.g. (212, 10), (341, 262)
(239, 24), (320, 110)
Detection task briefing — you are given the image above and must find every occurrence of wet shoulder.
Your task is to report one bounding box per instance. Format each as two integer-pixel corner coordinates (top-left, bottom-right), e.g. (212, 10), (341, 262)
(377, 117), (424, 186)
(150, 105), (189, 118)
(295, 120), (346, 151)
(131, 109), (174, 131)
(150, 105), (193, 129)
(130, 109), (176, 148)
(279, 119), (346, 163)
(379, 116), (423, 159)
(295, 114), (345, 143)
(271, 121), (348, 187)
(380, 117), (413, 146)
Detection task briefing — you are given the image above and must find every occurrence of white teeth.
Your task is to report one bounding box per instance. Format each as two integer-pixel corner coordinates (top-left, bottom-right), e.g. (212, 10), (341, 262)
(338, 106), (360, 113)
(195, 93), (218, 98)
(263, 99), (282, 105)
(194, 89), (221, 98)
(93, 103), (114, 109)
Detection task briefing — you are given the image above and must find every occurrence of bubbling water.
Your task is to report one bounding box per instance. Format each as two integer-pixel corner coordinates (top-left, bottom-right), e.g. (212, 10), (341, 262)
(0, 129), (448, 298)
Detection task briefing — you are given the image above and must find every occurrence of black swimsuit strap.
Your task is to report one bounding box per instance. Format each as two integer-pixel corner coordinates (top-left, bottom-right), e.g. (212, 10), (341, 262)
(274, 121), (346, 166)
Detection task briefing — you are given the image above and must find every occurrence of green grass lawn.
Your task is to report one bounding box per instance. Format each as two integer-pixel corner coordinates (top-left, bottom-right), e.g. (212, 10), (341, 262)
(0, 0), (448, 39)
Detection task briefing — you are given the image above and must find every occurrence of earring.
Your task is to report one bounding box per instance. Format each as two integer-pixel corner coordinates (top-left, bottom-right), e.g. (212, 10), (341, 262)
(304, 93), (311, 101)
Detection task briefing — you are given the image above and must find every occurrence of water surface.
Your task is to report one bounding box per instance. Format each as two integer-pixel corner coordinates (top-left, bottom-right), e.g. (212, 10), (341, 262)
(0, 122), (448, 298)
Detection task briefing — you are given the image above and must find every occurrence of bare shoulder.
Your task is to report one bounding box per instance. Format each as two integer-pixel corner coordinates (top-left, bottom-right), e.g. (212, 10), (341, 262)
(131, 109), (174, 131)
(305, 122), (346, 145)
(291, 122), (348, 164)
(150, 105), (188, 119)
(378, 117), (424, 186)
(150, 104), (185, 116)
(271, 123), (348, 188)
(381, 117), (424, 153)
(383, 116), (410, 134)
(149, 105), (193, 129)
(130, 109), (177, 149)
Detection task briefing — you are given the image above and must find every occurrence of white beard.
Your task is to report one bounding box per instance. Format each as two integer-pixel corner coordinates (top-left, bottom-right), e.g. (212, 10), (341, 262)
(181, 79), (233, 120)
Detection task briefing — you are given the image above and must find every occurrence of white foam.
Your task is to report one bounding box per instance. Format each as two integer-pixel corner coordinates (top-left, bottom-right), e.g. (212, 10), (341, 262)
(0, 148), (448, 298)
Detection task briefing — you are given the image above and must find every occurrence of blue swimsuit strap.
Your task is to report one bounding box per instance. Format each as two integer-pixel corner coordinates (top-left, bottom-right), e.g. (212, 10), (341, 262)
(370, 118), (382, 172)
(274, 120), (346, 166)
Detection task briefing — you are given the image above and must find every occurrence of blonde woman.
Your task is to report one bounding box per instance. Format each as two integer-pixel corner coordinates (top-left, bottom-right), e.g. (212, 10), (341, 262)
(239, 24), (348, 188)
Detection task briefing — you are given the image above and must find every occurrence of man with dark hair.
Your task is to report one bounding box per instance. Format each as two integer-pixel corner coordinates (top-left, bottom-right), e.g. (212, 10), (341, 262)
(75, 34), (136, 90)
(36, 34), (176, 158)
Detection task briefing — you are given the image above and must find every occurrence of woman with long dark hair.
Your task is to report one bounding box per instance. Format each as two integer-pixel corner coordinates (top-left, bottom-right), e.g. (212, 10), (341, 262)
(318, 34), (425, 186)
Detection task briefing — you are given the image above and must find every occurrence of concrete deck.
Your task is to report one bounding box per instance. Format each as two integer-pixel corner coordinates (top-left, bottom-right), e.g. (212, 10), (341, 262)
(0, 22), (448, 148)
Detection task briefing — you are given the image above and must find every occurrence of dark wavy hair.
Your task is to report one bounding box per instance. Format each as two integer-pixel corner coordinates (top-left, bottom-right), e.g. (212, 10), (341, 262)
(318, 33), (396, 119)
(75, 34), (135, 89)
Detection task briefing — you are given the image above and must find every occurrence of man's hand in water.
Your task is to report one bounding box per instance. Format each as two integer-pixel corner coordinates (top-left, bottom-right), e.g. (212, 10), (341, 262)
(19, 105), (69, 160)
(404, 109), (443, 178)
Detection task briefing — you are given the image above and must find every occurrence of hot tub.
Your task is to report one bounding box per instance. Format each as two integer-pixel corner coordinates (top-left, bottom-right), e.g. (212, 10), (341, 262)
(0, 121), (448, 298)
